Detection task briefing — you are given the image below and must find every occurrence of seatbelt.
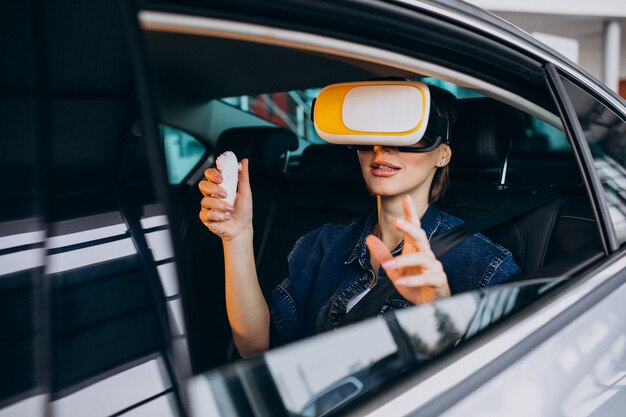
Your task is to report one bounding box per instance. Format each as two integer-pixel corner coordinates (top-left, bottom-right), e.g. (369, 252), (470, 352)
(339, 189), (560, 327)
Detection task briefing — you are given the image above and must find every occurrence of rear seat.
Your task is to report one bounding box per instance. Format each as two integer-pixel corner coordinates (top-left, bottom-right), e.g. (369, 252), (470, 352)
(439, 98), (603, 277)
(179, 126), (298, 371)
(212, 127), (300, 254)
(257, 97), (602, 294)
(256, 144), (375, 293)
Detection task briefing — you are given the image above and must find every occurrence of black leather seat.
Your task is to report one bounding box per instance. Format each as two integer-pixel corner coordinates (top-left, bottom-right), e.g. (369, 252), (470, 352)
(439, 98), (602, 277)
(256, 144), (375, 293)
(212, 127), (300, 255)
(179, 126), (298, 372)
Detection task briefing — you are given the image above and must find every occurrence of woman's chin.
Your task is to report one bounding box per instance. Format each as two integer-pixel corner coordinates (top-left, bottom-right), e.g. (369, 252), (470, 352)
(369, 186), (404, 197)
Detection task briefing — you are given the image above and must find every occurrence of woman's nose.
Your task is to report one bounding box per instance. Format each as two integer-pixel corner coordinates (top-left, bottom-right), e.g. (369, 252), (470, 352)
(373, 145), (394, 154)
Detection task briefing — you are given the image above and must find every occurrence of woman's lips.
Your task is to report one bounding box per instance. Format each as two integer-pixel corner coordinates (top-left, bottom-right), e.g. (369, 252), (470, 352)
(371, 160), (401, 177)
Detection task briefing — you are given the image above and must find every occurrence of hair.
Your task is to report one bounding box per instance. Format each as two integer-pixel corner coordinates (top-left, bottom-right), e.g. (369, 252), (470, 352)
(427, 85), (458, 204)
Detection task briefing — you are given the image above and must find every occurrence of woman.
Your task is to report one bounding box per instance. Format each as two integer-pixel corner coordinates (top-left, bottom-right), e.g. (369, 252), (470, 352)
(198, 86), (521, 357)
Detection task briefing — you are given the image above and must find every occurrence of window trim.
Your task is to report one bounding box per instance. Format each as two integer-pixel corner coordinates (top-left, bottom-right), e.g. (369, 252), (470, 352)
(138, 11), (562, 130)
(347, 251), (626, 417)
(544, 63), (618, 254)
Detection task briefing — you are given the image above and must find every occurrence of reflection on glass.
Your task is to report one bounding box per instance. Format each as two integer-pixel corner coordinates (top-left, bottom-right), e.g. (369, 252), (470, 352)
(265, 318), (399, 416)
(440, 281), (626, 417)
(396, 283), (557, 360)
(0, 97), (45, 415)
(395, 294), (477, 360)
(161, 125), (206, 184)
(189, 279), (566, 417)
(560, 77), (626, 242)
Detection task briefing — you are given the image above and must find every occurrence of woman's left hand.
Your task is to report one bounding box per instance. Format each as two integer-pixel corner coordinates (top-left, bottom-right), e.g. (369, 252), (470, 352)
(366, 195), (451, 305)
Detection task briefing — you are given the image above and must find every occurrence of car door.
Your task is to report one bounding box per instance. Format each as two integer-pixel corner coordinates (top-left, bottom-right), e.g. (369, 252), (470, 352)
(128, 0), (626, 416)
(1, 1), (190, 416)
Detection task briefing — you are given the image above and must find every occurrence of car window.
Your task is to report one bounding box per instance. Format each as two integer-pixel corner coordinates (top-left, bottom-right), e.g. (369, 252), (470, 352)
(220, 78), (483, 146)
(1, 1), (188, 415)
(559, 77), (626, 243)
(514, 115), (571, 152)
(188, 279), (565, 417)
(161, 125), (206, 184)
(220, 80), (570, 157)
(221, 90), (321, 143)
(142, 20), (608, 412)
(0, 92), (46, 417)
(419, 77), (484, 99)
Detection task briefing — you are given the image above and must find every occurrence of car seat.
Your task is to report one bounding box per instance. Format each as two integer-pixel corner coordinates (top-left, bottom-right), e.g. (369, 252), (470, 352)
(255, 144), (376, 294)
(178, 126), (298, 372)
(439, 98), (603, 277)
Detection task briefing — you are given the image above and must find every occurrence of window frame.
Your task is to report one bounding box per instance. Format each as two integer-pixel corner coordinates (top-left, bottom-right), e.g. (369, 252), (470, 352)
(544, 63), (619, 254)
(132, 3), (624, 412)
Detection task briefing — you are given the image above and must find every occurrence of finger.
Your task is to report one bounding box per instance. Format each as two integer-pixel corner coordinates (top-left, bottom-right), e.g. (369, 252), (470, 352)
(393, 218), (434, 256)
(198, 180), (227, 198)
(392, 272), (446, 287)
(365, 235), (394, 266)
(403, 195), (420, 226)
(199, 208), (232, 223)
(200, 196), (235, 212)
(382, 252), (442, 272)
(204, 167), (223, 184)
(401, 196), (422, 254)
(237, 159), (252, 198)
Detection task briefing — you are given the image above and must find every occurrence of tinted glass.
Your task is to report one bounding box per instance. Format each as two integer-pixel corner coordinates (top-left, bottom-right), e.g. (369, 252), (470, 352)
(0, 81), (46, 417)
(0, 1), (185, 416)
(560, 77), (626, 243)
(187, 279), (565, 417)
(220, 78), (484, 146)
(513, 115), (571, 153)
(0, 0), (45, 415)
(440, 273), (626, 417)
(161, 125), (206, 184)
(221, 90), (321, 143)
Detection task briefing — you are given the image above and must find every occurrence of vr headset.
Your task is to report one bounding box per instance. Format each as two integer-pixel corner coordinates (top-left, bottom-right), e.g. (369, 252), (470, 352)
(312, 81), (449, 152)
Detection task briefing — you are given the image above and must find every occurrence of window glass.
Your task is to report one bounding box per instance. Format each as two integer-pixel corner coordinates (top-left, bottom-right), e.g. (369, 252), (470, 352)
(560, 77), (626, 243)
(264, 319), (400, 416)
(161, 125), (206, 184)
(514, 116), (571, 152)
(418, 77), (484, 99)
(188, 279), (566, 417)
(220, 79), (486, 146)
(0, 98), (45, 415)
(221, 90), (322, 143)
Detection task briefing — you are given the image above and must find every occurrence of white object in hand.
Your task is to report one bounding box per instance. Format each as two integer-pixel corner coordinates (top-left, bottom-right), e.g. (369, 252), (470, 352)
(215, 151), (242, 206)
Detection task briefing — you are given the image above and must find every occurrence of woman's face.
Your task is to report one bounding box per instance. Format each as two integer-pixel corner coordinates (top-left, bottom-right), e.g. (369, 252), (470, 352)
(357, 144), (451, 198)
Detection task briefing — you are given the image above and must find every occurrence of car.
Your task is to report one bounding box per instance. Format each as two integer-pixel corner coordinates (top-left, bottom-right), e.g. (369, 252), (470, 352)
(1, 0), (625, 416)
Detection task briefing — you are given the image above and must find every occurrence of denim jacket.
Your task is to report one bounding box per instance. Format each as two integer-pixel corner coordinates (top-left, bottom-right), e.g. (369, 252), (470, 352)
(268, 205), (521, 345)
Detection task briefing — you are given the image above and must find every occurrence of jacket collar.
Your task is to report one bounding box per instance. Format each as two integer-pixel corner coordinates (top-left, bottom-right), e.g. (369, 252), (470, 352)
(345, 205), (443, 268)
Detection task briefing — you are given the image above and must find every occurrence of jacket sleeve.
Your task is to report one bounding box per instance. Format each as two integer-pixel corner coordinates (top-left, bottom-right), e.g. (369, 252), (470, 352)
(267, 228), (324, 345)
(480, 252), (522, 288)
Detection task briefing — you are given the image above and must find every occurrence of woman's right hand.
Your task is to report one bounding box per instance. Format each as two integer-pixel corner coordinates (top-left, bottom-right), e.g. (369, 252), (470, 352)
(199, 158), (253, 241)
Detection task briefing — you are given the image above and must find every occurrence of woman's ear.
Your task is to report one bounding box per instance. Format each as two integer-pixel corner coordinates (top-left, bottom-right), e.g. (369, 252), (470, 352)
(438, 143), (452, 167)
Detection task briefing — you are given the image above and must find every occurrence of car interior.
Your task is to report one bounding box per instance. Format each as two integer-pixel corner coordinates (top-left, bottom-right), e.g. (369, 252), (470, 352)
(2, 1), (622, 415)
(144, 29), (605, 373)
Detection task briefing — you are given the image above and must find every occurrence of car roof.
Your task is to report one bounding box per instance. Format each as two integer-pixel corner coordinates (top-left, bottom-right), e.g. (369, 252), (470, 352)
(142, 0), (624, 118)
(385, 0), (625, 108)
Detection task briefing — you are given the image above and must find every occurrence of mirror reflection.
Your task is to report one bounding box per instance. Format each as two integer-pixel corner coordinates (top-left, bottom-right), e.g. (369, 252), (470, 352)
(190, 279), (565, 417)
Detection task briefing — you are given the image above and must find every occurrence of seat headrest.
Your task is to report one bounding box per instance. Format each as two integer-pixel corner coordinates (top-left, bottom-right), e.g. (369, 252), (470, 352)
(299, 144), (365, 186)
(214, 127), (299, 174)
(452, 98), (525, 169)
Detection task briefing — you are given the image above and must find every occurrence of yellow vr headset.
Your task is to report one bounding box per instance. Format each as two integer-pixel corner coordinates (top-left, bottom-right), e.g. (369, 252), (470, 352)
(312, 81), (448, 152)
